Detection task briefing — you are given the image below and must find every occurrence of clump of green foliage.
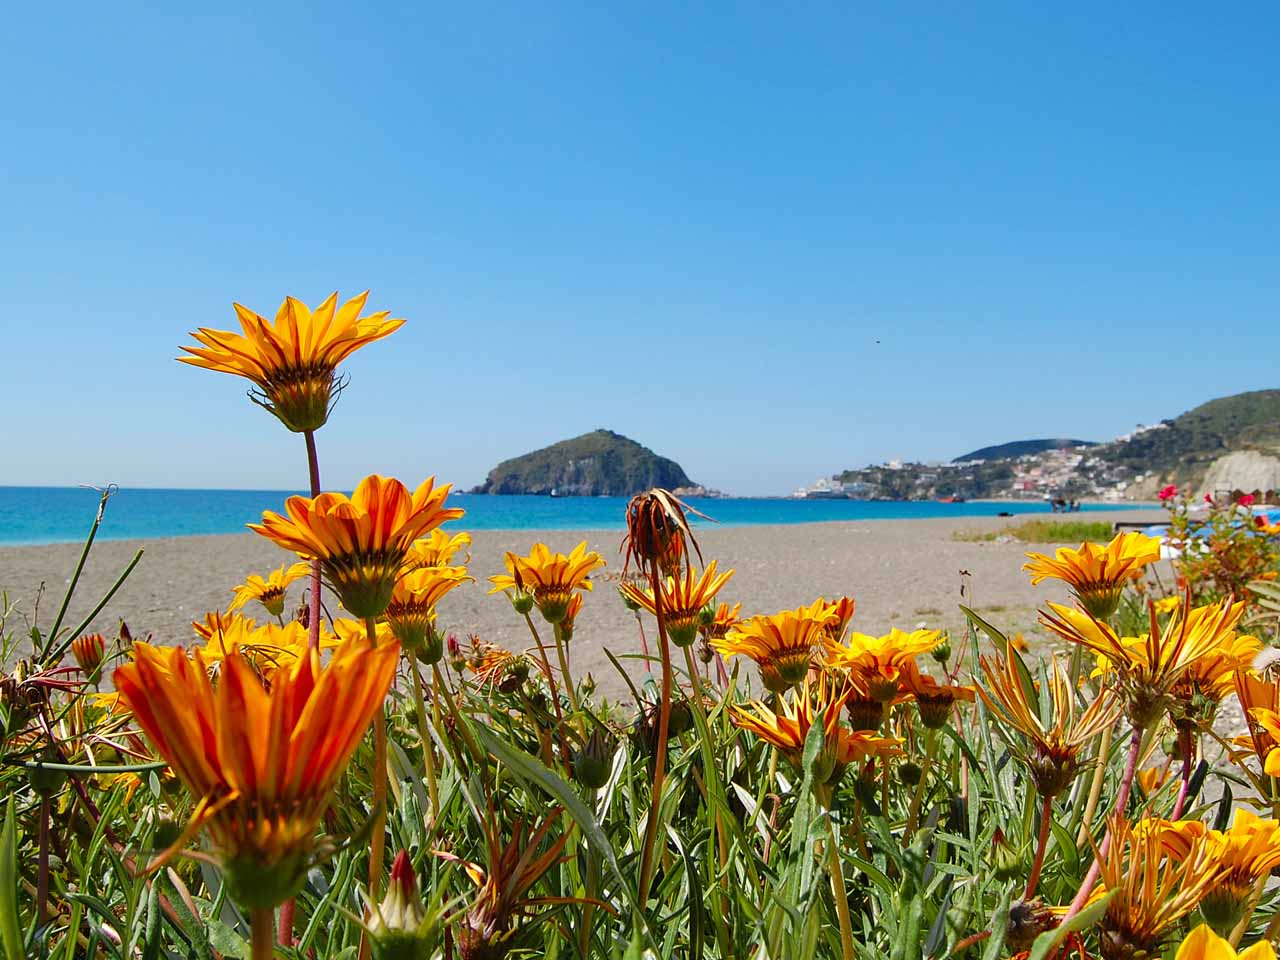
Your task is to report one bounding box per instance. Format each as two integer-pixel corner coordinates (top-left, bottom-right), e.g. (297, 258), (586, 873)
(954, 519), (1116, 544)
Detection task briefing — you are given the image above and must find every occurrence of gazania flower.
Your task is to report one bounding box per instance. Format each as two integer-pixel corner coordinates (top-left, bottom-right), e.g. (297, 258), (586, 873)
(438, 807), (583, 960)
(467, 641), (531, 693)
(332, 617), (397, 647)
(228, 561), (312, 617)
(195, 616), (340, 682)
(70, 633), (107, 676)
(251, 474), (463, 618)
(901, 663), (975, 729)
(193, 610), (245, 640)
(1233, 672), (1280, 770)
(820, 596), (857, 643)
(179, 291), (404, 432)
(113, 639), (398, 910)
(1137, 766), (1172, 796)
(978, 647), (1120, 797)
(558, 594), (584, 643)
(825, 626), (943, 702)
(384, 566), (471, 657)
(623, 488), (708, 577)
(1153, 810), (1280, 931)
(699, 602), (741, 643)
(1023, 531), (1161, 620)
(729, 671), (899, 784)
(405, 529), (473, 570)
(1169, 630), (1261, 731)
(618, 561), (735, 647)
(488, 542), (605, 624)
(1175, 924), (1275, 960)
(713, 599), (833, 692)
(1041, 595), (1245, 726)
(1090, 815), (1225, 960)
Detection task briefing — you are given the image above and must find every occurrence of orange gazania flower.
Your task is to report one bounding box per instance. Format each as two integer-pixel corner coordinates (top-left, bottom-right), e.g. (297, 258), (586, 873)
(901, 662), (975, 729)
(250, 474), (463, 619)
(384, 566), (471, 654)
(1169, 629), (1262, 731)
(405, 529), (473, 570)
(712, 599), (834, 693)
(618, 561), (735, 647)
(195, 616), (340, 680)
(730, 671), (899, 783)
(1023, 531), (1161, 620)
(179, 291), (404, 433)
(978, 646), (1120, 797)
(113, 639), (398, 910)
(820, 596), (857, 643)
(70, 633), (107, 675)
(1088, 815), (1225, 960)
(228, 561), (312, 618)
(824, 626), (943, 702)
(1040, 595), (1245, 726)
(488, 542), (605, 624)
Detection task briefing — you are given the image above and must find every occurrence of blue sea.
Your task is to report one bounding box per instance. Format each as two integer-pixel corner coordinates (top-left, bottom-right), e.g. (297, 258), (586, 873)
(0, 486), (1148, 547)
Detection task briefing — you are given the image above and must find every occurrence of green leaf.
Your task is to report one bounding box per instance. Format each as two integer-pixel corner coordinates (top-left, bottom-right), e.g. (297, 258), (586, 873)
(959, 605), (1008, 649)
(473, 724), (657, 951)
(978, 892), (1011, 960)
(0, 797), (22, 960)
(141, 880), (161, 960)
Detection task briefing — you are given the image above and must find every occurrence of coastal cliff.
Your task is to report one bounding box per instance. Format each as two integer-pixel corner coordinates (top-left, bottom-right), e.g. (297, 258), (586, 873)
(472, 430), (695, 497)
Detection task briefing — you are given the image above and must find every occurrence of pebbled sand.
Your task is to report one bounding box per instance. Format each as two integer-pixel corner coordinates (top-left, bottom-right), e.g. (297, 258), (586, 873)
(0, 510), (1165, 696)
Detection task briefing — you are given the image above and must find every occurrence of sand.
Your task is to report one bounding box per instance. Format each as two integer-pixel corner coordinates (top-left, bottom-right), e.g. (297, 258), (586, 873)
(0, 509), (1166, 696)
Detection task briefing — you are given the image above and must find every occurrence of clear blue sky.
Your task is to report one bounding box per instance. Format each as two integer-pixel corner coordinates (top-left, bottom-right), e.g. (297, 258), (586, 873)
(4, 4), (1277, 496)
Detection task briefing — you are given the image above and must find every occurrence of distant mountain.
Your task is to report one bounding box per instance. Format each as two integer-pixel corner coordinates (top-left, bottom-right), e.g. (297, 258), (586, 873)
(954, 438), (1096, 463)
(472, 430), (695, 497)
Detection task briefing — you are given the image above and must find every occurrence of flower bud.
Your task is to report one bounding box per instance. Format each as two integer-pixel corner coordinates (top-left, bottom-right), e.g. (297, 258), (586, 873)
(931, 638), (952, 664)
(71, 633), (107, 676)
(26, 754), (68, 798)
(667, 699), (694, 738)
(365, 850), (439, 959)
(507, 588), (535, 616)
(898, 761), (923, 786)
(447, 634), (466, 672)
(573, 727), (618, 790)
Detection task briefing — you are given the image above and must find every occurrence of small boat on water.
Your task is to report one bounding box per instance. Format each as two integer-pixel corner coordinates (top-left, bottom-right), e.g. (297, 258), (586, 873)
(936, 495), (966, 503)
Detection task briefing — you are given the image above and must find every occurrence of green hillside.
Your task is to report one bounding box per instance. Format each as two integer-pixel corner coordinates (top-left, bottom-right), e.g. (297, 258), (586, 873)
(1100, 389), (1280, 482)
(472, 430), (694, 496)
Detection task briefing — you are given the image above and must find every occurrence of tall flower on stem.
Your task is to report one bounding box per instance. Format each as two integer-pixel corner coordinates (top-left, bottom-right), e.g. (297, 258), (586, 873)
(488, 542), (605, 624)
(1022, 531), (1161, 620)
(978, 645), (1120, 898)
(622, 488), (703, 902)
(114, 640), (397, 958)
(384, 565), (471, 658)
(405, 529), (473, 570)
(251, 474), (463, 619)
(620, 561), (735, 647)
(179, 291), (404, 434)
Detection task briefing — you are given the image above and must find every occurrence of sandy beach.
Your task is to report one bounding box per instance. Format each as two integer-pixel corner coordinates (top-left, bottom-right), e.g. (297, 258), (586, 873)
(0, 509), (1166, 695)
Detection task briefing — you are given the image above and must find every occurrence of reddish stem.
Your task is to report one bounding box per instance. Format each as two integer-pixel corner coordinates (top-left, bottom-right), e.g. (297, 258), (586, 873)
(1170, 728), (1194, 820)
(637, 559), (673, 901)
(1025, 794), (1054, 900)
(1062, 724), (1143, 920)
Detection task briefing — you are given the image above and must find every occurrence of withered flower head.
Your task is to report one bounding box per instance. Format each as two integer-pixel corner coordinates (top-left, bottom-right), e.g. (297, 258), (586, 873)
(622, 488), (708, 577)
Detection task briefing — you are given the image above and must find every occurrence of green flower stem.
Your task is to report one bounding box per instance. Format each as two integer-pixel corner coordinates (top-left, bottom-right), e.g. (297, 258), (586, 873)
(410, 660), (440, 823)
(431, 662), (484, 766)
(827, 815), (856, 960)
(522, 613), (574, 771)
(364, 617), (388, 907)
(638, 559), (674, 903)
(304, 429), (323, 653)
(1170, 727), (1194, 820)
(552, 622), (584, 723)
(1075, 722), (1113, 847)
(905, 727), (937, 837)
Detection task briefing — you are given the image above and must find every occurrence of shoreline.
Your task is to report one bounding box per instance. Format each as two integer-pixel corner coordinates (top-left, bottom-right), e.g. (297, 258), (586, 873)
(0, 510), (1165, 696)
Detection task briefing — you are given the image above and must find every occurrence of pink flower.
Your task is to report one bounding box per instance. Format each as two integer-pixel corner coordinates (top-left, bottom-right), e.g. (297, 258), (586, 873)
(1239, 493), (1257, 507)
(1256, 514), (1268, 528)
(1158, 484), (1178, 501)
(1204, 493), (1214, 504)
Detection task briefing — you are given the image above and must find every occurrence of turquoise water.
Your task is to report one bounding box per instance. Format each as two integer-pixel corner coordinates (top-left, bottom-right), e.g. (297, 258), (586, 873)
(0, 486), (1147, 546)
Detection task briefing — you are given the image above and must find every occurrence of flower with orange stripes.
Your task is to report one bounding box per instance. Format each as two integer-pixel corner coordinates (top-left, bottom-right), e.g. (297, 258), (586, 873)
(251, 474), (462, 618)
(488, 542), (606, 624)
(384, 565), (471, 657)
(1023, 531), (1161, 620)
(618, 561), (735, 646)
(713, 599), (833, 692)
(228, 562), (311, 617)
(113, 638), (398, 910)
(179, 291), (404, 432)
